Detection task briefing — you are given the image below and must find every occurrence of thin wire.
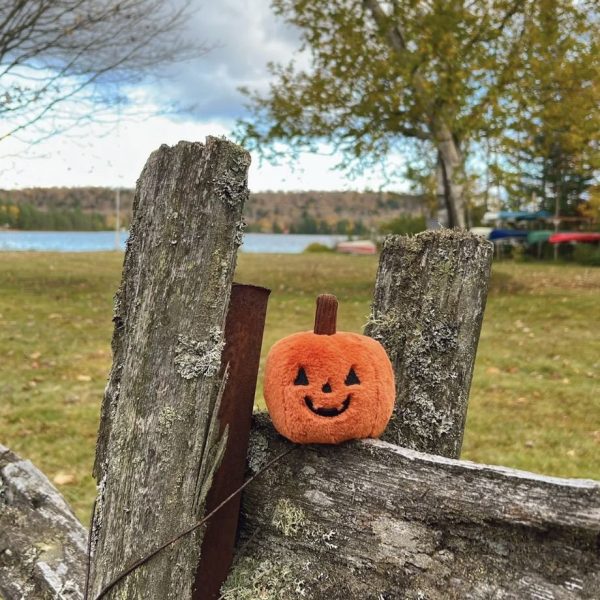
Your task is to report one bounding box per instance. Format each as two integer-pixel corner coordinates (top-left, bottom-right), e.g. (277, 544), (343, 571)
(83, 498), (97, 600)
(91, 445), (297, 600)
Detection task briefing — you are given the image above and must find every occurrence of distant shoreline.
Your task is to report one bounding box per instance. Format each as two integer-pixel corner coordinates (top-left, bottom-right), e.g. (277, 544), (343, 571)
(0, 231), (350, 254)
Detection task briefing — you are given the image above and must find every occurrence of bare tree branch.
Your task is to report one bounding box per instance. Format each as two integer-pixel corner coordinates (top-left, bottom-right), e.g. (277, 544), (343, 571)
(0, 0), (210, 143)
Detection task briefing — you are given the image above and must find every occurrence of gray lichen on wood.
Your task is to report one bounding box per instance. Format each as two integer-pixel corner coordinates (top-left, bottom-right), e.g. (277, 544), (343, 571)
(365, 229), (493, 458)
(221, 555), (309, 600)
(224, 416), (600, 600)
(174, 327), (225, 379)
(234, 217), (247, 247)
(271, 498), (307, 537)
(88, 137), (251, 599)
(0, 444), (87, 600)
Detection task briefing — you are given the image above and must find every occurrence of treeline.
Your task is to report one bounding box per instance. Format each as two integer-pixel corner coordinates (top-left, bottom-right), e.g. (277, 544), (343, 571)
(0, 187), (134, 214)
(0, 202), (108, 231)
(248, 213), (371, 235)
(248, 213), (427, 236)
(289, 216), (368, 235)
(246, 190), (426, 233)
(0, 187), (428, 232)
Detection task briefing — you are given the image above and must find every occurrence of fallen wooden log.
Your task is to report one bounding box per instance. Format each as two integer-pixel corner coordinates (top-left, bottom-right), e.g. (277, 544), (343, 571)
(223, 415), (600, 600)
(0, 444), (87, 599)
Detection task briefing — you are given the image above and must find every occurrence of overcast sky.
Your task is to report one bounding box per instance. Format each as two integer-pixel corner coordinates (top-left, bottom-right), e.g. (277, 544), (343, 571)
(1, 0), (407, 192)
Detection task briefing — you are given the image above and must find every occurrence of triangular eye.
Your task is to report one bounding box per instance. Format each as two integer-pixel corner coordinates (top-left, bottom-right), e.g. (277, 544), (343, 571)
(294, 367), (309, 386)
(345, 368), (360, 385)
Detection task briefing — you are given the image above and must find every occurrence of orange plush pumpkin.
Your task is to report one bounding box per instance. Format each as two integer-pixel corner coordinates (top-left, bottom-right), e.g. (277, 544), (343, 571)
(264, 294), (395, 444)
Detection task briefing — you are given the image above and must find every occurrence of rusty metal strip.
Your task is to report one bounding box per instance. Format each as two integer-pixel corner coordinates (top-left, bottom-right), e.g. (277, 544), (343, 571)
(192, 282), (270, 599)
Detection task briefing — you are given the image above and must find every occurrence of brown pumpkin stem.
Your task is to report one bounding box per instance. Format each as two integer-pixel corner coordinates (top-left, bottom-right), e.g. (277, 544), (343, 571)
(314, 294), (338, 335)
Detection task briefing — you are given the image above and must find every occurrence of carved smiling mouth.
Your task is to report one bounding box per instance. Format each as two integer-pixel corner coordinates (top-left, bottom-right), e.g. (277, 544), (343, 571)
(304, 395), (351, 417)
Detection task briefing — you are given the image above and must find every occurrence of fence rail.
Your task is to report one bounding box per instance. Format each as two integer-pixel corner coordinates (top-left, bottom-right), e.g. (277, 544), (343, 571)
(222, 415), (600, 599)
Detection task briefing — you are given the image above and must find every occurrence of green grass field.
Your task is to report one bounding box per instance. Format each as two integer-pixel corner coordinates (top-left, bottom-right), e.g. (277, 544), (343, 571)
(1, 252), (598, 523)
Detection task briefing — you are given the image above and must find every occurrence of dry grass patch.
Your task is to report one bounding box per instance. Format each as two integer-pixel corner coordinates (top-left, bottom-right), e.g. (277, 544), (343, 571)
(0, 252), (598, 524)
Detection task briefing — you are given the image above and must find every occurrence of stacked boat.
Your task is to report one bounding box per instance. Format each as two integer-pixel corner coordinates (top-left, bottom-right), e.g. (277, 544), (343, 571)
(471, 210), (599, 248)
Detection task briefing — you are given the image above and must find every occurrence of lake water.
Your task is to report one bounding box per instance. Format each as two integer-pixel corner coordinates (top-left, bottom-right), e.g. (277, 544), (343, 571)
(0, 231), (347, 254)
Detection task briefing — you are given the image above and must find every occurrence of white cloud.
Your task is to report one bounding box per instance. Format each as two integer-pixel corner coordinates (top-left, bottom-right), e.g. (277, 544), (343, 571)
(0, 113), (407, 192)
(153, 0), (302, 119)
(0, 0), (409, 193)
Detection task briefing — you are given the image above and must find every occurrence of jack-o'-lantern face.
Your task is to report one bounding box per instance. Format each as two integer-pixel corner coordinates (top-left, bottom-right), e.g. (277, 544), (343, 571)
(264, 295), (395, 444)
(296, 364), (358, 417)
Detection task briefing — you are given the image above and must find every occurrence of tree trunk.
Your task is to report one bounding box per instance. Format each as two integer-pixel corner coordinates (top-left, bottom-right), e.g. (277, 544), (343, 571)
(0, 444), (88, 599)
(365, 230), (493, 457)
(223, 416), (600, 600)
(362, 0), (467, 230)
(435, 152), (450, 227)
(88, 137), (250, 599)
(436, 132), (466, 228)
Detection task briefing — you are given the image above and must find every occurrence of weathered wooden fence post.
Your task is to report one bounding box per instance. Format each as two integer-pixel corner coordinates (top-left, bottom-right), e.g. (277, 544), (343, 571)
(365, 230), (493, 457)
(88, 137), (256, 598)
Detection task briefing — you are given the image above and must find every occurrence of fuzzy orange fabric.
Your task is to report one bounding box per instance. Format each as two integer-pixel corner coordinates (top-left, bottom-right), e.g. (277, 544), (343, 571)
(264, 331), (395, 444)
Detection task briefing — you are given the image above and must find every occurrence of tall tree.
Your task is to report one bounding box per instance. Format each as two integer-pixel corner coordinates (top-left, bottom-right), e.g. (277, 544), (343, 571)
(497, 0), (599, 217)
(238, 0), (597, 227)
(0, 0), (208, 144)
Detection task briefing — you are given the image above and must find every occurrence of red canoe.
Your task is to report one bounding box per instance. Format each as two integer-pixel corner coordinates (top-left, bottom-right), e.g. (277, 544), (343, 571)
(549, 232), (600, 244)
(336, 240), (377, 255)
